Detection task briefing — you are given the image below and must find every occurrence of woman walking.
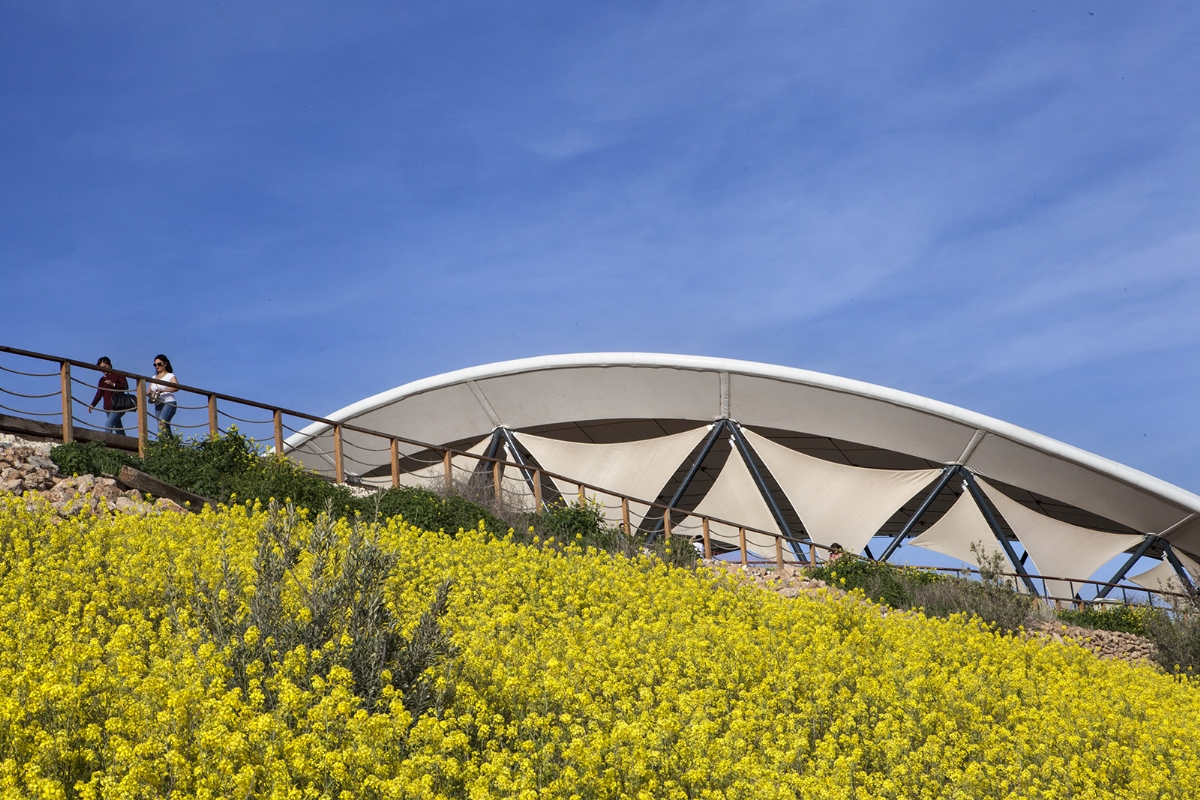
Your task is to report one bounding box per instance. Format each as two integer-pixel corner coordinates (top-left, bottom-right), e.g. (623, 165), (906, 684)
(87, 356), (131, 435)
(148, 354), (179, 437)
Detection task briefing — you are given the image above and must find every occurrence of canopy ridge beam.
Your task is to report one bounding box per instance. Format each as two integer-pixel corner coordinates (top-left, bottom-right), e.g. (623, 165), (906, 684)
(879, 464), (961, 562)
(961, 470), (1040, 596)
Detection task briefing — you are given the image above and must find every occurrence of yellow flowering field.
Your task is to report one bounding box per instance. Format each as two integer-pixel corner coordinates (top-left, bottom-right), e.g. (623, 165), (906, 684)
(2, 495), (1199, 799)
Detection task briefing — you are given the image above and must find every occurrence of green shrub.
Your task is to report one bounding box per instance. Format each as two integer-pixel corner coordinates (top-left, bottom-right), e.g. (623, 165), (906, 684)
(808, 557), (940, 609)
(1056, 604), (1150, 636)
(1143, 590), (1200, 675)
(173, 501), (457, 716)
(806, 552), (1033, 634)
(49, 432), (695, 569)
(49, 439), (140, 477)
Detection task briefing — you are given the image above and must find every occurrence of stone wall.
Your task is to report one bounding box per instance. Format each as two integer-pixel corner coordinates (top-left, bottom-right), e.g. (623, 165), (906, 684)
(0, 435), (186, 514)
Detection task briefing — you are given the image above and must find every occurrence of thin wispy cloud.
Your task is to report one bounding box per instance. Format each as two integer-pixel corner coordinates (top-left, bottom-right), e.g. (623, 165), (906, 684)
(3, 1), (1199, 488)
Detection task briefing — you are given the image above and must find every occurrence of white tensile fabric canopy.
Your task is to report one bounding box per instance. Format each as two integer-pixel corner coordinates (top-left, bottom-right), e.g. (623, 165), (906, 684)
(977, 478), (1137, 600)
(516, 427), (710, 528)
(909, 491), (1011, 570)
(687, 446), (783, 557)
(286, 354), (1200, 583)
(743, 428), (942, 555)
(1129, 551), (1200, 595)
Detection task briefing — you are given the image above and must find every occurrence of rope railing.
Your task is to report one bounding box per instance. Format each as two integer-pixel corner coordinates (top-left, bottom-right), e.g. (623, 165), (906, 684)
(0, 386), (60, 399)
(0, 402), (61, 417)
(0, 363), (60, 378)
(0, 343), (1186, 609)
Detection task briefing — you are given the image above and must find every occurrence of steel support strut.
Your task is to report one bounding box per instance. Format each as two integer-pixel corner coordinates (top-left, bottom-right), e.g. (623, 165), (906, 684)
(1094, 535), (1158, 600)
(647, 420), (727, 540)
(879, 464), (960, 562)
(498, 428), (543, 509)
(1163, 541), (1197, 593)
(961, 470), (1040, 596)
(473, 428), (506, 496)
(727, 422), (805, 560)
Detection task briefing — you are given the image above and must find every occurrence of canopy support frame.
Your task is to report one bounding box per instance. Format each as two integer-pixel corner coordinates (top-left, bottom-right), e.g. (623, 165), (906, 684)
(728, 421), (806, 561)
(1094, 535), (1158, 600)
(647, 420), (727, 540)
(499, 427), (544, 510)
(962, 470), (1040, 596)
(879, 464), (960, 562)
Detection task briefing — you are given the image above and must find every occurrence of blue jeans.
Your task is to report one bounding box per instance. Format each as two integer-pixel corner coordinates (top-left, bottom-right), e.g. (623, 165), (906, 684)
(104, 411), (127, 436)
(155, 402), (177, 437)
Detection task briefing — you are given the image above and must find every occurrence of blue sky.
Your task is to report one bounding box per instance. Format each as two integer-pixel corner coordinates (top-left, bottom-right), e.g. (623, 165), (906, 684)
(4, 2), (1200, 492)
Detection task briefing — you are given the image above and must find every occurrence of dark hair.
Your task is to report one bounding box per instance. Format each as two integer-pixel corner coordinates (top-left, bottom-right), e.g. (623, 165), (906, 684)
(153, 354), (173, 373)
(96, 356), (112, 367)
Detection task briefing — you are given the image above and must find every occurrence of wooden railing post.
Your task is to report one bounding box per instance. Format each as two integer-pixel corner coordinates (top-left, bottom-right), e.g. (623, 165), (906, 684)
(622, 498), (631, 537)
(492, 461), (502, 499)
(136, 378), (148, 458)
(739, 528), (747, 567)
(809, 543), (817, 568)
(333, 424), (345, 484)
(776, 537), (784, 570)
(578, 484), (586, 507)
(390, 439), (400, 488)
(702, 518), (712, 560)
(533, 469), (543, 510)
(208, 395), (218, 439)
(443, 450), (453, 493)
(274, 410), (284, 458)
(59, 362), (73, 444)
(664, 508), (672, 539)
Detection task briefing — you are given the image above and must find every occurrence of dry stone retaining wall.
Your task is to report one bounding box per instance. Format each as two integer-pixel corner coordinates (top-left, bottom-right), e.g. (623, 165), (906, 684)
(0, 434), (186, 515)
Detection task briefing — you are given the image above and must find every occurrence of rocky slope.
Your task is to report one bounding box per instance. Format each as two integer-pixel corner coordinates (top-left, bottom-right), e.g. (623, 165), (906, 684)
(0, 434), (186, 514)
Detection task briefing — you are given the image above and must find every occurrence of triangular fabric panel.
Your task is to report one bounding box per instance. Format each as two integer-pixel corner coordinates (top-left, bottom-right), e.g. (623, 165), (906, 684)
(516, 427), (709, 527)
(1129, 551), (1200, 595)
(742, 428), (942, 555)
(909, 491), (1011, 569)
(977, 477), (1139, 601)
(688, 446), (784, 558)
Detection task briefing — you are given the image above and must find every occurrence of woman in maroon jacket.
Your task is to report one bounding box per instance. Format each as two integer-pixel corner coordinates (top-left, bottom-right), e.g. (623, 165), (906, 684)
(87, 356), (130, 435)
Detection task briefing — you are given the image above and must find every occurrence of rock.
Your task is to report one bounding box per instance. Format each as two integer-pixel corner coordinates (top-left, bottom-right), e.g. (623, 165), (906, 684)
(27, 455), (57, 473)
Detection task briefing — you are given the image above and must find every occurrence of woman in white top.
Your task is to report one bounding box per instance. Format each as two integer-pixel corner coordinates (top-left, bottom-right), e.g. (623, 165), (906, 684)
(148, 353), (179, 437)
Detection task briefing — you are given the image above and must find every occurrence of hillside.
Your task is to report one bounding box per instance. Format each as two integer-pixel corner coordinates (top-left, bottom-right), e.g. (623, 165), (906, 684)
(1, 492), (1198, 798)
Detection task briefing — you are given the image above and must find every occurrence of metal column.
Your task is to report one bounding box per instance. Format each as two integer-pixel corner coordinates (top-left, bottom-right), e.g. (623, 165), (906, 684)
(879, 464), (959, 562)
(728, 422), (805, 560)
(1163, 541), (1197, 593)
(499, 427), (544, 509)
(961, 470), (1040, 596)
(1094, 535), (1157, 600)
(647, 420), (727, 540)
